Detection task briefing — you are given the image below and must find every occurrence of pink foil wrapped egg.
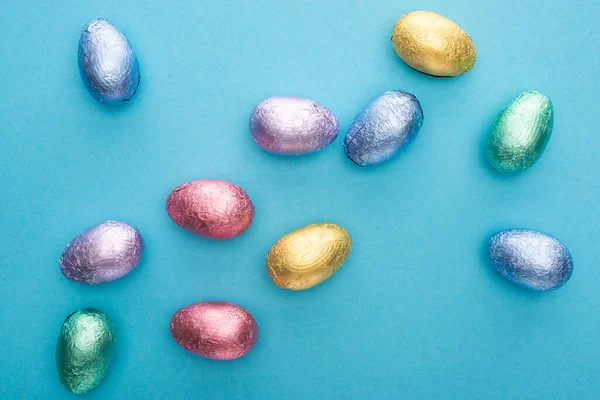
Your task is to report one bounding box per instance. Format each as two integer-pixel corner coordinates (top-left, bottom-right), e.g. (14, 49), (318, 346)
(170, 301), (259, 360)
(166, 180), (254, 239)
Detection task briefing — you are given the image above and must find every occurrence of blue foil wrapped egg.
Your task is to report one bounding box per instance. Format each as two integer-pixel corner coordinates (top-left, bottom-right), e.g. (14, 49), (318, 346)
(343, 91), (424, 166)
(487, 229), (573, 291)
(78, 19), (140, 105)
(249, 96), (339, 155)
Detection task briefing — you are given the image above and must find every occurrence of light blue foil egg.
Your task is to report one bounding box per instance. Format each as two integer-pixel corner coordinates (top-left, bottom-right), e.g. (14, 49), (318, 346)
(343, 91), (424, 166)
(78, 19), (140, 105)
(487, 229), (573, 291)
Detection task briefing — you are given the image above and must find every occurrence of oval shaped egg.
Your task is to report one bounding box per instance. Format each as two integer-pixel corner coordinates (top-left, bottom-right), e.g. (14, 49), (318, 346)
(78, 19), (140, 105)
(249, 96), (339, 155)
(391, 11), (476, 77)
(487, 229), (573, 291)
(60, 221), (144, 284)
(485, 91), (554, 174)
(170, 301), (258, 360)
(343, 90), (423, 166)
(56, 308), (116, 395)
(166, 180), (254, 239)
(267, 223), (351, 290)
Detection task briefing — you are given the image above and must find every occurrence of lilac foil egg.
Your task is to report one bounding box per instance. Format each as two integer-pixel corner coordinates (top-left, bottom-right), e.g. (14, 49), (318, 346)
(78, 19), (140, 105)
(170, 301), (258, 360)
(343, 90), (424, 166)
(249, 96), (339, 155)
(166, 180), (254, 239)
(60, 221), (143, 284)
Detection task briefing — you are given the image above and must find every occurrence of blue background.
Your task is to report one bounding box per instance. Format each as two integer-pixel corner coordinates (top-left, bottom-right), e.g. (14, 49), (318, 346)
(1, 0), (599, 398)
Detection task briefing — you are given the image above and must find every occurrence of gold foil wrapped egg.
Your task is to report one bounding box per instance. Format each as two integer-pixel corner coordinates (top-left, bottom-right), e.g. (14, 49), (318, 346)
(266, 223), (351, 290)
(391, 11), (476, 77)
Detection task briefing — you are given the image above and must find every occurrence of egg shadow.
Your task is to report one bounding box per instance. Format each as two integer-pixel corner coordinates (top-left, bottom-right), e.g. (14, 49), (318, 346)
(386, 46), (474, 87)
(77, 73), (143, 117)
(242, 129), (341, 169)
(336, 136), (422, 176)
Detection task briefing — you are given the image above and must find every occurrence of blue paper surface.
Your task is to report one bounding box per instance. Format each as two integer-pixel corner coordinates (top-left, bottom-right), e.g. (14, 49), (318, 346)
(1, 1), (599, 398)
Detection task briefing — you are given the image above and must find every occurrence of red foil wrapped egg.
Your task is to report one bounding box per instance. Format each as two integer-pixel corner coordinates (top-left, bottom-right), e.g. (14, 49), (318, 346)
(170, 301), (258, 360)
(166, 180), (254, 239)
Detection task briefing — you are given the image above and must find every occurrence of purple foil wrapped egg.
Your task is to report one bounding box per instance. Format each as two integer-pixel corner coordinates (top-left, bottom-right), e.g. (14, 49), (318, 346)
(60, 221), (143, 284)
(249, 96), (339, 155)
(170, 301), (259, 360)
(166, 180), (254, 239)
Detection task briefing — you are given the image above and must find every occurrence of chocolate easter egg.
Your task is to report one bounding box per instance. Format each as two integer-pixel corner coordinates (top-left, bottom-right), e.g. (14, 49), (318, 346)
(166, 180), (254, 239)
(487, 229), (573, 291)
(343, 91), (423, 166)
(249, 96), (339, 155)
(60, 221), (143, 284)
(56, 308), (116, 395)
(267, 223), (351, 290)
(391, 11), (476, 77)
(78, 19), (140, 105)
(485, 91), (554, 174)
(170, 301), (258, 360)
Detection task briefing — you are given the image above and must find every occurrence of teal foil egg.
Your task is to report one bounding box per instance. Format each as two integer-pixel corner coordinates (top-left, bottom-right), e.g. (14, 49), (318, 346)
(485, 91), (554, 174)
(56, 309), (116, 395)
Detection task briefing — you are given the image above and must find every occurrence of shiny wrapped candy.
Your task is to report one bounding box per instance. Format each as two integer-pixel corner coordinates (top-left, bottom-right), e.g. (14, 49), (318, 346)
(78, 19), (140, 105)
(485, 91), (554, 174)
(60, 221), (144, 284)
(391, 11), (476, 77)
(56, 308), (116, 395)
(487, 229), (573, 291)
(267, 223), (352, 290)
(343, 91), (423, 166)
(249, 96), (339, 155)
(166, 180), (254, 239)
(170, 301), (258, 360)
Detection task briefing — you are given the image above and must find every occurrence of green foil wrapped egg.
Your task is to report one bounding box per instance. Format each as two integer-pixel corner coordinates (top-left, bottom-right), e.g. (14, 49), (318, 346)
(56, 308), (116, 395)
(485, 91), (554, 174)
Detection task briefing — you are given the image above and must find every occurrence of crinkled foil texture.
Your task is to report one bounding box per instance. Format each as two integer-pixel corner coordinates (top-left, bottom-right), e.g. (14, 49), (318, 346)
(487, 229), (573, 291)
(391, 11), (476, 77)
(267, 223), (352, 290)
(78, 19), (140, 105)
(60, 221), (144, 284)
(250, 96), (339, 155)
(170, 301), (258, 360)
(343, 90), (423, 166)
(56, 309), (116, 395)
(485, 91), (554, 174)
(166, 180), (254, 239)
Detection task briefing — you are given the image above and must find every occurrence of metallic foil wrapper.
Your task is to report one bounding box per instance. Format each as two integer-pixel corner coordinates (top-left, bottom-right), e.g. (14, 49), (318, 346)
(485, 91), (554, 174)
(166, 180), (254, 240)
(249, 96), (339, 155)
(267, 223), (351, 290)
(170, 301), (258, 360)
(391, 11), (476, 77)
(343, 90), (423, 166)
(487, 229), (573, 291)
(60, 221), (144, 284)
(78, 19), (140, 105)
(56, 308), (116, 395)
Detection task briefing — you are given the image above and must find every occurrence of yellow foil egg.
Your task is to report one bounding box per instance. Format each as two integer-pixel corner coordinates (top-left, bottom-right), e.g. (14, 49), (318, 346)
(391, 10), (476, 77)
(266, 223), (352, 290)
